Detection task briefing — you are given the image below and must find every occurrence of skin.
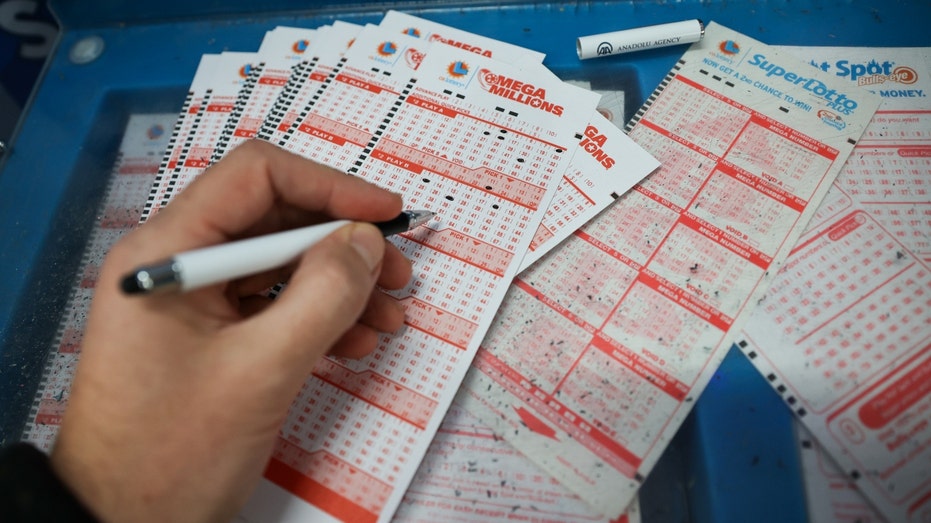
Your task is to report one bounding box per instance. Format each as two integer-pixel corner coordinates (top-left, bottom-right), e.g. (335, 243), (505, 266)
(49, 140), (413, 523)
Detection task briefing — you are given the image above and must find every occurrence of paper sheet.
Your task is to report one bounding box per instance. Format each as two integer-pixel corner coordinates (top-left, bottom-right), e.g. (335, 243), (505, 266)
(141, 52), (255, 220)
(254, 21), (362, 151)
(20, 113), (178, 449)
(740, 46), (931, 523)
(394, 402), (639, 523)
(378, 10), (546, 65)
(237, 24), (602, 522)
(795, 420), (883, 523)
(210, 26), (320, 161)
(456, 23), (881, 518)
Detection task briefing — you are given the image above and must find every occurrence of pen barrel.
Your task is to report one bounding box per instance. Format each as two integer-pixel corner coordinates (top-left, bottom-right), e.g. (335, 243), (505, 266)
(577, 19), (704, 59)
(373, 213), (413, 237)
(174, 220), (351, 291)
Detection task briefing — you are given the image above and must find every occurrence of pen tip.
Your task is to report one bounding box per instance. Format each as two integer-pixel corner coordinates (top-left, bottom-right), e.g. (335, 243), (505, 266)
(407, 209), (436, 229)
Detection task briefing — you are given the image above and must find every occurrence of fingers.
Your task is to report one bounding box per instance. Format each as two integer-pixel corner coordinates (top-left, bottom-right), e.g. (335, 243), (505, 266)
(357, 289), (406, 334)
(237, 295), (274, 318)
(327, 325), (383, 360)
(100, 141), (415, 379)
(122, 140), (404, 262)
(237, 223), (389, 370)
(234, 277), (405, 338)
(227, 242), (411, 298)
(378, 242), (414, 290)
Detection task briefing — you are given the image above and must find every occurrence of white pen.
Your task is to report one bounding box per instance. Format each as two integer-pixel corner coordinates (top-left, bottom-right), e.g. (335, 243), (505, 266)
(577, 19), (705, 59)
(120, 210), (435, 295)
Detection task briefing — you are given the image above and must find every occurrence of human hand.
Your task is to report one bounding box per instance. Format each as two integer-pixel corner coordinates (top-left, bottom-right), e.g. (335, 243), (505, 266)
(50, 140), (412, 522)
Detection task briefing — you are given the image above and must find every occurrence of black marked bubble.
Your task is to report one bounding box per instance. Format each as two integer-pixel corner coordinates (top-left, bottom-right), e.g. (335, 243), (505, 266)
(445, 195), (454, 201)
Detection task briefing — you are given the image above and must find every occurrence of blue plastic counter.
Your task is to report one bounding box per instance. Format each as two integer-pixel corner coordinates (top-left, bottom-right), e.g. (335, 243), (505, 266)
(1, 2), (929, 521)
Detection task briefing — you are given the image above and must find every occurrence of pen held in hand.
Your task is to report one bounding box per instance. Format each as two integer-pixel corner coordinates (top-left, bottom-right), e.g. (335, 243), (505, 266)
(120, 209), (435, 295)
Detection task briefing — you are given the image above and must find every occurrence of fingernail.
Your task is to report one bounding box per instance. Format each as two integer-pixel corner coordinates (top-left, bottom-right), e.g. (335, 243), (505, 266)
(350, 223), (384, 273)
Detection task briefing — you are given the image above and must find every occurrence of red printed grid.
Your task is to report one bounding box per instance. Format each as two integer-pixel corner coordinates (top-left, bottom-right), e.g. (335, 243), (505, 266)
(727, 116), (835, 195)
(274, 70), (395, 171)
(863, 203), (931, 259)
(312, 357), (438, 430)
(268, 438), (391, 523)
(523, 234), (640, 329)
(839, 135), (931, 260)
(311, 71), (399, 132)
(565, 339), (684, 452)
(362, 327), (463, 400)
(373, 136), (547, 209)
(579, 189), (679, 267)
(398, 240), (507, 319)
(471, 348), (643, 478)
(215, 63), (291, 158)
(752, 211), (931, 414)
(530, 169), (592, 250)
(298, 112), (371, 147)
(259, 61), (325, 142)
(843, 147), (929, 203)
(278, 381), (421, 489)
(626, 125), (710, 210)
(397, 404), (621, 523)
(481, 281), (596, 391)
(693, 165), (805, 246)
(803, 182), (854, 232)
(397, 296), (477, 351)
(648, 220), (766, 318)
(600, 278), (726, 383)
(641, 76), (748, 157)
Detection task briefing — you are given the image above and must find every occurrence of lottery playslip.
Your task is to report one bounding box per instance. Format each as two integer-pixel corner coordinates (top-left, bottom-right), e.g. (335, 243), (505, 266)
(20, 113), (177, 450)
(139, 51), (257, 221)
(456, 22), (881, 518)
(235, 25), (602, 523)
(742, 45), (931, 523)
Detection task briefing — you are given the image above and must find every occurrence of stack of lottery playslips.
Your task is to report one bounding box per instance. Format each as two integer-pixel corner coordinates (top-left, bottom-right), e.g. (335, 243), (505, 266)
(143, 11), (659, 523)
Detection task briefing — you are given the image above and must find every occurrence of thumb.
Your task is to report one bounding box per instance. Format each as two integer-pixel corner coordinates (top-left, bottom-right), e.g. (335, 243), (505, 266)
(243, 223), (385, 371)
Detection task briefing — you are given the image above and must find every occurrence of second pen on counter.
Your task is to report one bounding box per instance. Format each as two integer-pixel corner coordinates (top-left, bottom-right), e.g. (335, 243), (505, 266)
(577, 19), (704, 59)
